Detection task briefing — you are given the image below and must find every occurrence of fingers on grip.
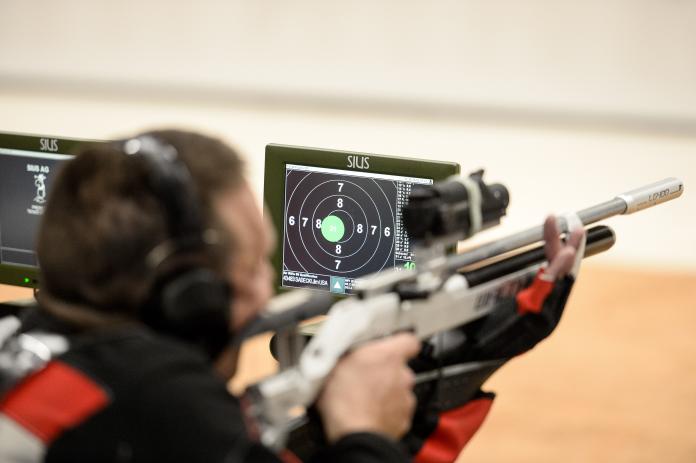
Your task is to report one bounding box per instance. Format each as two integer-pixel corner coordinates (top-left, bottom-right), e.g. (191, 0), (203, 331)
(543, 215), (585, 281)
(567, 227), (585, 250)
(383, 332), (421, 360)
(543, 215), (561, 261)
(544, 247), (576, 281)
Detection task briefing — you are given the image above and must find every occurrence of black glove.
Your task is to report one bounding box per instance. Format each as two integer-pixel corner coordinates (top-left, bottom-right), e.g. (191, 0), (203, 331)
(400, 270), (576, 462)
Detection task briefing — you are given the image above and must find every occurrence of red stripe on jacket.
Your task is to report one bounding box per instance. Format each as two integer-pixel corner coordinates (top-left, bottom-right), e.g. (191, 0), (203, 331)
(414, 397), (493, 463)
(0, 360), (109, 443)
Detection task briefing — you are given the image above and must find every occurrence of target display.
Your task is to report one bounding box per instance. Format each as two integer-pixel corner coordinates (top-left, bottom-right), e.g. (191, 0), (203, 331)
(281, 164), (432, 294)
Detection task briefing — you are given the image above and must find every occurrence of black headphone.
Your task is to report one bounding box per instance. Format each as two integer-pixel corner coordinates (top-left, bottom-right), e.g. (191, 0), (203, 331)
(121, 135), (232, 358)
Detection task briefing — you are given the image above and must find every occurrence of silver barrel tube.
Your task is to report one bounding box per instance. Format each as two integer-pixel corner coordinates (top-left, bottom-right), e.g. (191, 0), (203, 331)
(447, 178), (683, 272)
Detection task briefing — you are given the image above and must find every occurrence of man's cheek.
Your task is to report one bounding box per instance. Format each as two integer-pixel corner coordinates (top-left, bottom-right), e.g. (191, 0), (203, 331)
(247, 266), (272, 304)
(257, 267), (274, 302)
(230, 298), (254, 331)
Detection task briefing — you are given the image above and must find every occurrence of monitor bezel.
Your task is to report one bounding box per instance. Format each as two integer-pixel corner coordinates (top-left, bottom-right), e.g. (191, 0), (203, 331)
(264, 143), (460, 295)
(0, 131), (101, 289)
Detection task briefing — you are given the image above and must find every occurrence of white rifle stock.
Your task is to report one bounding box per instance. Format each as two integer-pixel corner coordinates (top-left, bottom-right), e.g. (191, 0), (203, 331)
(243, 178), (683, 450)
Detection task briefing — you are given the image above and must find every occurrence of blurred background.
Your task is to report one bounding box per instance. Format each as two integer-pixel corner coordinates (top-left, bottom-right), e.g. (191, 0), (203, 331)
(1, 1), (694, 461)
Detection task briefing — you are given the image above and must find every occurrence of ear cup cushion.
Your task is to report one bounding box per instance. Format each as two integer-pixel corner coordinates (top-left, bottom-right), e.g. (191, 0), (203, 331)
(157, 269), (232, 358)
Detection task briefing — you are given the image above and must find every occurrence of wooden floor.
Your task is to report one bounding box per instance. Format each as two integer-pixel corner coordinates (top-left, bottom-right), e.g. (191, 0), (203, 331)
(459, 264), (696, 463)
(3, 263), (696, 461)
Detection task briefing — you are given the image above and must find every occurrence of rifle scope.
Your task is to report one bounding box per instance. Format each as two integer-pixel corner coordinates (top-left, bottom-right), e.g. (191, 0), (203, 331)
(403, 170), (509, 242)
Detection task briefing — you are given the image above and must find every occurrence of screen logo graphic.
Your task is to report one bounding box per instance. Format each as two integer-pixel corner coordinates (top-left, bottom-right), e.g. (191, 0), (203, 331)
(33, 174), (47, 204)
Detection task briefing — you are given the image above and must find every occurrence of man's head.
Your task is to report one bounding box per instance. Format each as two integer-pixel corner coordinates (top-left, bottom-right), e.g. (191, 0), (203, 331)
(37, 129), (274, 353)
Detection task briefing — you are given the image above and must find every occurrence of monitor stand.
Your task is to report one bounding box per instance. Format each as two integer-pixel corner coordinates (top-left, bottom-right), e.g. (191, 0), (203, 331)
(0, 298), (36, 317)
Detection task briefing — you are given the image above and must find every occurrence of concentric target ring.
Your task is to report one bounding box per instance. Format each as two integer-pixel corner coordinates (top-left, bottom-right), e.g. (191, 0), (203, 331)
(299, 180), (382, 274)
(284, 171), (313, 273)
(283, 172), (397, 276)
(309, 195), (369, 260)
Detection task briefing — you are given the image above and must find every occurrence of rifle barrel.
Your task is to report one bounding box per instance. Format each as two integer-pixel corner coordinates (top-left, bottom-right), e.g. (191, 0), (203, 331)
(446, 178), (682, 272)
(461, 225), (615, 287)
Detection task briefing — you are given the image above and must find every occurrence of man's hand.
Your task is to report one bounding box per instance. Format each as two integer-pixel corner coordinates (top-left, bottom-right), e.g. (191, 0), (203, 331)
(543, 215), (585, 280)
(317, 333), (420, 443)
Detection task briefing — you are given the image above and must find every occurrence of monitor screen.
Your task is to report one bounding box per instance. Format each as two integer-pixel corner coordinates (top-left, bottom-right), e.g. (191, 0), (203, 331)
(0, 150), (72, 268)
(282, 164), (432, 294)
(264, 144), (460, 295)
(0, 133), (98, 288)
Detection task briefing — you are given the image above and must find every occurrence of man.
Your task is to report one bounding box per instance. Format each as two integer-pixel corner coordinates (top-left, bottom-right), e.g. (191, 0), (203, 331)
(0, 129), (582, 462)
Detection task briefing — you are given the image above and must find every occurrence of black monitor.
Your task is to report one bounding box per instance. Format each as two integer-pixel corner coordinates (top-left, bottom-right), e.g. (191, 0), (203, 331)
(264, 144), (460, 295)
(0, 132), (99, 289)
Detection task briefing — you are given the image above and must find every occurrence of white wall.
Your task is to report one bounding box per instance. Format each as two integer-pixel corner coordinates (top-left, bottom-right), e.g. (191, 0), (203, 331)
(3, 1), (696, 120)
(1, 1), (694, 270)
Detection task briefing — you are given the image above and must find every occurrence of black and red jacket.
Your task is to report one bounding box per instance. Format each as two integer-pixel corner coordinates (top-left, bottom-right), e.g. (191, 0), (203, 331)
(0, 311), (408, 463)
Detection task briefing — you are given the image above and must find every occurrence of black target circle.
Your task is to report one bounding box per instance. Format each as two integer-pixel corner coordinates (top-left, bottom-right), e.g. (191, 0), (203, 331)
(284, 172), (395, 276)
(309, 195), (369, 259)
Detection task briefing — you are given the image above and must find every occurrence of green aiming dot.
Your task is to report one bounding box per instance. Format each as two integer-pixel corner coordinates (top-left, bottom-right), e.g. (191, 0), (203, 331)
(321, 215), (345, 243)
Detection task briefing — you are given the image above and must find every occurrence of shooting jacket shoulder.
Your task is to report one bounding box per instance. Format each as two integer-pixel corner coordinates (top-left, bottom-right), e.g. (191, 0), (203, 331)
(0, 309), (408, 463)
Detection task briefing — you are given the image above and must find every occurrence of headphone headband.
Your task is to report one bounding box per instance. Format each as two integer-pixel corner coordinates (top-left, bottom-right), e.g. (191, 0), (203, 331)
(122, 135), (203, 240)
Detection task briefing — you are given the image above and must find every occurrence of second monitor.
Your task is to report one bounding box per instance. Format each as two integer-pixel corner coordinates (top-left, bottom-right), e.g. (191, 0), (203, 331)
(0, 132), (98, 289)
(264, 144), (460, 295)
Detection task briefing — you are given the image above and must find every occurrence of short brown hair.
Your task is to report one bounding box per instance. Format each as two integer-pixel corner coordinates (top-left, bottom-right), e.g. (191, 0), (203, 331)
(37, 129), (244, 316)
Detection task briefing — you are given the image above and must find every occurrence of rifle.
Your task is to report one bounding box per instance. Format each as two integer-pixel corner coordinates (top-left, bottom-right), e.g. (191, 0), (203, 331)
(242, 176), (684, 450)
